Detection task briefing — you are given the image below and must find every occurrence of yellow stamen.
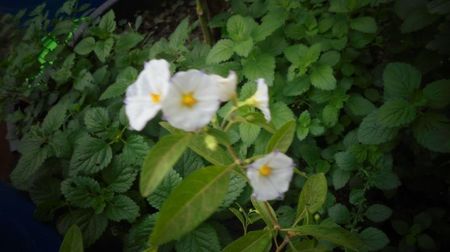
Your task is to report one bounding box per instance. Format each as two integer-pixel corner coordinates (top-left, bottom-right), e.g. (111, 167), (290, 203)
(150, 93), (160, 103)
(181, 92), (197, 107)
(259, 164), (272, 176)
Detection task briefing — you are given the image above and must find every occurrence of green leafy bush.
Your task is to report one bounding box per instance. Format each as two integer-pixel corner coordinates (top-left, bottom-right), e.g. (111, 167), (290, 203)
(2, 0), (450, 251)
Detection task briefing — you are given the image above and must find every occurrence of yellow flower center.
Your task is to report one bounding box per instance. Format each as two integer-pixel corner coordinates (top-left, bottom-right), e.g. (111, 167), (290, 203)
(259, 164), (272, 177)
(181, 92), (197, 107)
(150, 93), (160, 103)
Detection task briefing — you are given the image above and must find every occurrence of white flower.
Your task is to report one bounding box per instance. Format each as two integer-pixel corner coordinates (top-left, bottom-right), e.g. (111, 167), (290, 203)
(210, 71), (237, 102)
(162, 70), (220, 131)
(125, 59), (170, 131)
(247, 78), (271, 121)
(246, 152), (294, 201)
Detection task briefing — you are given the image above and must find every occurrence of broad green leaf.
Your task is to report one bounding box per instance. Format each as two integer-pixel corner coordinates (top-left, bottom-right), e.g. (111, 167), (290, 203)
(74, 37), (95, 55)
(58, 210), (108, 246)
(115, 32), (144, 51)
(318, 50), (340, 66)
(125, 214), (157, 252)
(297, 173), (328, 216)
(377, 99), (416, 127)
(310, 65), (336, 90)
(94, 38), (114, 62)
(122, 135), (151, 166)
(239, 122), (261, 145)
(74, 69), (94, 91)
(360, 227), (389, 251)
(400, 9), (436, 33)
(328, 204), (351, 224)
(233, 38), (254, 57)
(84, 107), (110, 133)
(102, 156), (137, 193)
(251, 197), (278, 229)
(266, 120), (296, 153)
(351, 17), (377, 33)
(175, 224), (221, 252)
(169, 18), (190, 49)
(322, 104), (339, 127)
(206, 39), (234, 64)
(423, 79), (450, 109)
(59, 225), (83, 252)
(100, 66), (138, 100)
(223, 230), (272, 252)
(412, 112), (450, 153)
(227, 15), (255, 41)
(345, 94), (376, 116)
(150, 166), (231, 245)
(105, 195), (139, 222)
(99, 10), (116, 33)
(42, 101), (68, 134)
(284, 44), (321, 73)
(334, 151), (357, 171)
(365, 204), (392, 223)
(270, 102), (295, 129)
(70, 136), (112, 175)
(372, 169), (401, 190)
(383, 63), (421, 100)
(332, 169), (350, 190)
(147, 170), (182, 209)
(61, 176), (101, 208)
(288, 225), (366, 251)
(357, 110), (399, 145)
(139, 134), (191, 197)
(242, 52), (275, 85)
(253, 11), (286, 42)
(220, 171), (247, 209)
(174, 149), (205, 177)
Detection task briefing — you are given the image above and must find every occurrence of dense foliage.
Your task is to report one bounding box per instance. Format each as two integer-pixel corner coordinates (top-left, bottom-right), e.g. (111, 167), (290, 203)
(1, 0), (449, 251)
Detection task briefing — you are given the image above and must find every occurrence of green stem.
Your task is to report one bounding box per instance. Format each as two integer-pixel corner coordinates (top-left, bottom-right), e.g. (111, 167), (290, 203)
(196, 0), (213, 45)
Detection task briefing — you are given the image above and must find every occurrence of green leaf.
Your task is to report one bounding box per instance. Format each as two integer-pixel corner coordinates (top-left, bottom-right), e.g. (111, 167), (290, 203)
(10, 144), (49, 190)
(242, 52), (275, 85)
(270, 102), (295, 129)
(74, 70), (94, 91)
(400, 9), (436, 33)
(239, 122), (261, 145)
(125, 214), (157, 252)
(70, 136), (113, 175)
(61, 176), (101, 208)
(297, 173), (328, 216)
(174, 149), (204, 177)
(99, 10), (116, 33)
(223, 230), (272, 252)
(58, 210), (108, 247)
(169, 18), (190, 49)
(288, 225), (366, 251)
(332, 169), (350, 190)
(318, 50), (340, 66)
(102, 156), (137, 193)
(206, 39), (234, 64)
(220, 171), (246, 209)
(60, 225), (83, 252)
(140, 134), (191, 197)
(100, 66), (138, 100)
(357, 110), (399, 145)
(360, 227), (389, 251)
(227, 15), (255, 41)
(251, 198), (278, 229)
(84, 107), (110, 133)
(328, 204), (351, 224)
(94, 38), (114, 62)
(284, 44), (321, 71)
(345, 94), (376, 116)
(122, 135), (150, 166)
(115, 32), (144, 51)
(413, 112), (450, 153)
(423, 79), (450, 109)
(42, 101), (68, 134)
(253, 11), (286, 42)
(334, 151), (357, 171)
(383, 63), (421, 100)
(351, 17), (377, 33)
(175, 224), (221, 252)
(233, 38), (254, 57)
(105, 195), (139, 222)
(377, 99), (416, 127)
(372, 169), (401, 190)
(266, 120), (296, 153)
(322, 104), (339, 127)
(150, 166), (231, 245)
(310, 65), (336, 90)
(74, 37), (95, 55)
(365, 204), (392, 223)
(147, 170), (182, 209)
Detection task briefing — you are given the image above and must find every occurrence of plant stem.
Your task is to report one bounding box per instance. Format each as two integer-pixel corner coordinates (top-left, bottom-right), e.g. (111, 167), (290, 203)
(196, 0), (213, 45)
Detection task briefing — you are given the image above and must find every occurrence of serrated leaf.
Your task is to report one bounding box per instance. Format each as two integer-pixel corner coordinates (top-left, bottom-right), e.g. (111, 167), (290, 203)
(345, 94), (376, 116)
(61, 176), (101, 208)
(125, 214), (157, 252)
(70, 136), (113, 175)
(174, 149), (205, 177)
(322, 104), (339, 127)
(122, 134), (150, 166)
(115, 32), (144, 51)
(253, 11), (286, 42)
(74, 37), (95, 55)
(413, 112), (450, 153)
(147, 170), (182, 209)
(94, 38), (114, 62)
(328, 204), (351, 224)
(311, 64), (336, 90)
(372, 169), (401, 190)
(242, 52), (275, 85)
(233, 38), (253, 57)
(334, 151), (357, 171)
(140, 134), (191, 197)
(169, 18), (190, 49)
(365, 204), (392, 223)
(332, 169), (350, 190)
(360, 227), (389, 251)
(150, 166), (231, 245)
(423, 79), (450, 109)
(383, 63), (421, 100)
(266, 120), (296, 153)
(223, 230), (272, 252)
(42, 101), (68, 134)
(175, 224), (221, 252)
(105, 195), (139, 222)
(351, 16), (377, 33)
(10, 144), (49, 190)
(100, 66), (138, 100)
(74, 70), (94, 91)
(227, 15), (255, 41)
(239, 122), (261, 145)
(377, 99), (416, 127)
(58, 210), (108, 247)
(99, 10), (116, 33)
(357, 110), (399, 145)
(102, 156), (137, 193)
(206, 39), (234, 64)
(297, 173), (327, 216)
(270, 102), (295, 129)
(288, 225), (366, 251)
(220, 171), (247, 209)
(84, 107), (110, 133)
(60, 225), (83, 252)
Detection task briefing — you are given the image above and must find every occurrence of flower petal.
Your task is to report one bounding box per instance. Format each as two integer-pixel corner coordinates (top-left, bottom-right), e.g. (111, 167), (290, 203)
(210, 71), (237, 101)
(254, 78), (271, 121)
(125, 97), (161, 130)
